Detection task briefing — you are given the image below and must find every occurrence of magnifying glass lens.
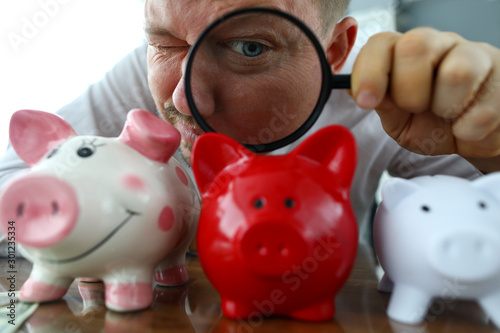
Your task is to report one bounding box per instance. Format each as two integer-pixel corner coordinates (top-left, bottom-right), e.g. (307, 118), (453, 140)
(188, 11), (323, 148)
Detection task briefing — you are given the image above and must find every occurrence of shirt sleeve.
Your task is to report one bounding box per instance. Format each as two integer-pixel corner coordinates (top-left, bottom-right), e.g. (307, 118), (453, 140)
(0, 42), (156, 188)
(386, 146), (483, 181)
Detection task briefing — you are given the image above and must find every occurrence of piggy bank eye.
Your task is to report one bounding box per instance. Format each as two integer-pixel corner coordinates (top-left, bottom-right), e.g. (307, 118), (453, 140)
(76, 139), (104, 158)
(77, 146), (94, 158)
(421, 205), (431, 213)
(253, 198), (265, 209)
(479, 201), (487, 209)
(284, 198), (295, 209)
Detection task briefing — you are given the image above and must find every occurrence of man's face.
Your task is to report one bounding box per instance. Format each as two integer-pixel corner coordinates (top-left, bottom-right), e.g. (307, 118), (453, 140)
(145, 0), (324, 163)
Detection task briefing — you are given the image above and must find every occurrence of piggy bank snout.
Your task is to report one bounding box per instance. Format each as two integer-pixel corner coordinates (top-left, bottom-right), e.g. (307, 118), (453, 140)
(430, 230), (500, 281)
(0, 175), (79, 248)
(239, 222), (309, 277)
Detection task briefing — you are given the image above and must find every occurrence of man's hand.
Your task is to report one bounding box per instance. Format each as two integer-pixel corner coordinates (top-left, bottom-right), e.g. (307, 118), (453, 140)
(351, 27), (500, 171)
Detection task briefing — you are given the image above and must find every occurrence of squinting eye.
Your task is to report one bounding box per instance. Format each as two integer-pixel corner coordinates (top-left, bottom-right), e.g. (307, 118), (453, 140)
(228, 41), (265, 57)
(149, 42), (188, 56)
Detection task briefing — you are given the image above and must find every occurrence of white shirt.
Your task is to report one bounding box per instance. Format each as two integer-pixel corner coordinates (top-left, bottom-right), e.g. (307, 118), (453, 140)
(0, 42), (481, 250)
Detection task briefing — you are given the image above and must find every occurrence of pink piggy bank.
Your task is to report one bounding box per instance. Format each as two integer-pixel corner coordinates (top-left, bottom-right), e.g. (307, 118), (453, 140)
(191, 125), (358, 321)
(373, 174), (500, 327)
(0, 109), (200, 312)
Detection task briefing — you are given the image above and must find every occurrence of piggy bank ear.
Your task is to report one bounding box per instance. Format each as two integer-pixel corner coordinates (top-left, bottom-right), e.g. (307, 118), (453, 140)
(191, 133), (251, 195)
(9, 110), (77, 166)
(380, 177), (421, 207)
(292, 125), (357, 190)
(118, 109), (181, 163)
(472, 172), (500, 202)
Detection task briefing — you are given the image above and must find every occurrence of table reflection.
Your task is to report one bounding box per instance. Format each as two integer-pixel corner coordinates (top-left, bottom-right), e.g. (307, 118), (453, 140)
(2, 244), (498, 332)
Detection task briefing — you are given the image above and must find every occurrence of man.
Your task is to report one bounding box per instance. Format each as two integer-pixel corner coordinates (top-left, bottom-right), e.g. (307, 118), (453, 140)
(1, 0), (499, 240)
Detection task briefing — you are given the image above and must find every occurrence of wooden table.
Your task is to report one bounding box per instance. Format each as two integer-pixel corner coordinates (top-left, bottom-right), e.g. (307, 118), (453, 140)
(1, 244), (498, 332)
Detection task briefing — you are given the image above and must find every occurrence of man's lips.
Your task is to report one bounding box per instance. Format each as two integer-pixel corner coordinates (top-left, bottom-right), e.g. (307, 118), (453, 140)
(177, 121), (202, 145)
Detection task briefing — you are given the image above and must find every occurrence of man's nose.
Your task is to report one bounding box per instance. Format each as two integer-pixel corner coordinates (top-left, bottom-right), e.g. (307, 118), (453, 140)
(172, 57), (215, 118)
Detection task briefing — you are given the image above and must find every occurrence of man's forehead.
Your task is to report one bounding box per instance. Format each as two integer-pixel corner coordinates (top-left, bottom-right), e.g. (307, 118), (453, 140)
(144, 0), (320, 40)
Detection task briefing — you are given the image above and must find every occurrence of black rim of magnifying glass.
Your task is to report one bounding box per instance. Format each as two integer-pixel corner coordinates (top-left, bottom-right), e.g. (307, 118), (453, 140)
(185, 7), (351, 153)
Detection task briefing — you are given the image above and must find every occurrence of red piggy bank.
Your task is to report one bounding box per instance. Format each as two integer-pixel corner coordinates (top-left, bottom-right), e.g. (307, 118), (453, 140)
(191, 125), (358, 322)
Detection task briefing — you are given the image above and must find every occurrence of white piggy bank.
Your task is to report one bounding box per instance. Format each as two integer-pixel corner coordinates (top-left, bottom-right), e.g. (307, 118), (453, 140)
(0, 109), (200, 312)
(373, 173), (500, 327)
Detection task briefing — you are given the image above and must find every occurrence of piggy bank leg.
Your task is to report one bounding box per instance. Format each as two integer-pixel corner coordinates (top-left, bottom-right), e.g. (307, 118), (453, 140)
(154, 215), (197, 287)
(78, 277), (102, 283)
(221, 298), (259, 319)
(377, 273), (394, 293)
(479, 291), (500, 328)
(20, 264), (73, 302)
(290, 299), (335, 321)
(387, 284), (432, 324)
(104, 270), (154, 312)
(154, 248), (189, 286)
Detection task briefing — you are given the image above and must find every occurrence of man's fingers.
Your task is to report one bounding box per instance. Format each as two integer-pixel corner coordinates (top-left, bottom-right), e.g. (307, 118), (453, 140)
(390, 28), (461, 113)
(351, 31), (401, 110)
(375, 96), (456, 155)
(452, 74), (500, 144)
(453, 104), (500, 143)
(447, 42), (500, 156)
(456, 126), (500, 158)
(432, 43), (494, 120)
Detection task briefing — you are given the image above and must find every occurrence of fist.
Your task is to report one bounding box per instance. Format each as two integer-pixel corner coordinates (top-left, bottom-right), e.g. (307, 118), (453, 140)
(352, 27), (500, 159)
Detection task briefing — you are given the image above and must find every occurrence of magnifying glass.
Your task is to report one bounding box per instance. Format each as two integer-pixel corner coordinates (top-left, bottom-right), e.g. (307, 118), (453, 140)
(185, 7), (351, 152)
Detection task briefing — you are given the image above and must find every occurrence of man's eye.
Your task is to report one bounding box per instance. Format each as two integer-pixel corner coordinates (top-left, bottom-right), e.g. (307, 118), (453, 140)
(149, 42), (188, 55)
(151, 43), (171, 54)
(228, 41), (266, 57)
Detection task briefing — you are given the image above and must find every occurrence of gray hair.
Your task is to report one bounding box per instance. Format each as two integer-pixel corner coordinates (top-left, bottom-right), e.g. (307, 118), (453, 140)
(315, 0), (351, 34)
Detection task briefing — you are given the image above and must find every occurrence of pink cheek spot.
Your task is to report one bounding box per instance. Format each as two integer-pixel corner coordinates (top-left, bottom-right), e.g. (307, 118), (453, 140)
(158, 206), (175, 231)
(176, 167), (189, 186)
(122, 174), (145, 191)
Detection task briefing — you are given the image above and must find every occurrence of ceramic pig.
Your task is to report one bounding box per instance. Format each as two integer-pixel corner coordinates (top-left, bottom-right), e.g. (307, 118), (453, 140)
(191, 125), (358, 321)
(0, 109), (200, 312)
(373, 174), (500, 327)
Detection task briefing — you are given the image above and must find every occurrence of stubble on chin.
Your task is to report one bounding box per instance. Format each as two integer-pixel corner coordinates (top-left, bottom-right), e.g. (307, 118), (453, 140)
(158, 104), (196, 166)
(179, 141), (193, 166)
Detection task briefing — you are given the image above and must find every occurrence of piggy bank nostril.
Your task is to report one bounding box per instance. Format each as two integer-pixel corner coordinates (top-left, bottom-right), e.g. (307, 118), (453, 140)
(442, 240), (453, 254)
(52, 201), (60, 216)
(257, 243), (268, 256)
(279, 246), (289, 257)
(442, 240), (461, 257)
(474, 240), (491, 255)
(440, 236), (494, 258)
(17, 203), (25, 217)
(0, 175), (80, 247)
(239, 222), (313, 277)
(255, 243), (292, 257)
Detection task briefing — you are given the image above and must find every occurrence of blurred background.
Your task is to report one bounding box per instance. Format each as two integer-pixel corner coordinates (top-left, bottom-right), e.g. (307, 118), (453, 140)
(0, 0), (145, 151)
(1, 0), (499, 152)
(395, 0), (500, 46)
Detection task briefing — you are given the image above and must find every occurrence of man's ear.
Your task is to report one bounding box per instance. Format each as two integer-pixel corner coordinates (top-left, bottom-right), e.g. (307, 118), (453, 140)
(325, 17), (358, 74)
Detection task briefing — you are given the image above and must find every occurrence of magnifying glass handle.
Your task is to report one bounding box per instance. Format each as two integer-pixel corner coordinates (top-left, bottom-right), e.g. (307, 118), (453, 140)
(331, 74), (351, 89)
